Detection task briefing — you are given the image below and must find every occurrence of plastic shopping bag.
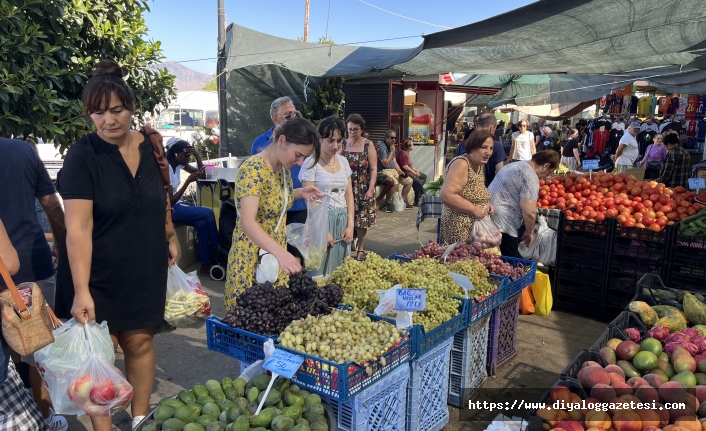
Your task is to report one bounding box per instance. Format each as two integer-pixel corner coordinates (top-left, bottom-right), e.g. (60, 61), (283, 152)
(535, 217), (557, 266)
(530, 272), (552, 317)
(286, 197), (329, 270)
(392, 192), (405, 212)
(68, 350), (133, 416)
(374, 285), (413, 329)
(34, 320), (115, 415)
(165, 265), (211, 328)
(519, 287), (535, 315)
(471, 214), (502, 249)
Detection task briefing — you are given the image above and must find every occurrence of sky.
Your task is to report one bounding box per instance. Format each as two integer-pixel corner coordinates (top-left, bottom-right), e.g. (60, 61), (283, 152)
(143, 0), (537, 75)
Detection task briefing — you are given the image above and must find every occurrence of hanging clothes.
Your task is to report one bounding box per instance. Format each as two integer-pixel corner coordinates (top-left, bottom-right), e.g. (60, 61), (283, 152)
(636, 130), (658, 157)
(609, 129), (624, 154)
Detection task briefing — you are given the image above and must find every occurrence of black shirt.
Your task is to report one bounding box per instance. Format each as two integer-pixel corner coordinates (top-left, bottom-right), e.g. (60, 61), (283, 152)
(562, 139), (579, 157)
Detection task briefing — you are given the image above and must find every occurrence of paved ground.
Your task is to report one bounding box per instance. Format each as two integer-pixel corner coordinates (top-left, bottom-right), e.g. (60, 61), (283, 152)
(65, 208), (608, 430)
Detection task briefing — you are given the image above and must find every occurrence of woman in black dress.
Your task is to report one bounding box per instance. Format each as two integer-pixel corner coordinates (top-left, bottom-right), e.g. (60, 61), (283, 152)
(56, 60), (177, 431)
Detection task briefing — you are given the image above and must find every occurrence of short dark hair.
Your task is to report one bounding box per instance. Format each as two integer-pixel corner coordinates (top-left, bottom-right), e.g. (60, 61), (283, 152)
(532, 150), (560, 170)
(464, 130), (494, 154)
(318, 116), (345, 140)
(82, 60), (136, 116)
(272, 117), (321, 165)
(345, 113), (366, 134)
(476, 113), (497, 130)
(663, 133), (680, 146)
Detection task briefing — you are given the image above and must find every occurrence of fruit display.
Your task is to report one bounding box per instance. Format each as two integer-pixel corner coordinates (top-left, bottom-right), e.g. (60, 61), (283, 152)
(536, 173), (702, 232)
(277, 308), (404, 367)
(329, 252), (468, 331)
(140, 373), (331, 431)
(679, 208), (706, 236)
(405, 242), (526, 280)
(422, 175), (444, 197)
(222, 273), (343, 336)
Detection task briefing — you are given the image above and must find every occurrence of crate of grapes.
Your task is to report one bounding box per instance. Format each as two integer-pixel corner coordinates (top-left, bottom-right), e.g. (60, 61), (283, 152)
(467, 274), (508, 324)
(206, 316), (276, 365)
(495, 256), (537, 298)
(276, 309), (413, 403)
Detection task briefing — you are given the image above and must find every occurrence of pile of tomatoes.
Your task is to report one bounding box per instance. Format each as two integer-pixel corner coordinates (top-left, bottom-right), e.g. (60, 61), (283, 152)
(537, 172), (703, 232)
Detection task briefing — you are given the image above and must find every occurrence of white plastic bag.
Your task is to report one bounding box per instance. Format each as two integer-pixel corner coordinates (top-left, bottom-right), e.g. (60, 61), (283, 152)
(392, 192), (405, 212)
(535, 216), (557, 266)
(286, 197), (329, 270)
(471, 214), (502, 249)
(68, 350), (133, 416)
(34, 320), (114, 415)
(256, 249), (280, 284)
(374, 285), (412, 329)
(165, 265), (211, 328)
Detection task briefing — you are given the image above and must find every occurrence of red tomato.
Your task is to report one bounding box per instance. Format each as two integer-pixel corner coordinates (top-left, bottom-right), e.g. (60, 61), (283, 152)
(661, 204), (673, 213)
(659, 195), (671, 205)
(649, 193), (660, 203)
(678, 213), (689, 220)
(606, 208), (619, 218)
(633, 202), (645, 211)
(655, 218), (667, 227)
(581, 209), (591, 217)
(565, 210), (574, 217)
(644, 187), (657, 195)
(642, 215), (655, 226)
(643, 200), (653, 209)
(635, 223), (645, 229)
(598, 205), (607, 212)
(633, 196), (643, 203)
(539, 190), (548, 197)
(578, 215), (587, 220)
(622, 219), (636, 227)
(574, 192), (582, 199)
(655, 211), (666, 219)
(582, 189), (591, 197)
(676, 207), (688, 214)
(674, 186), (686, 194)
(648, 223), (662, 232)
(590, 200), (600, 209)
(694, 203), (704, 211)
(631, 187), (642, 196)
(541, 199), (549, 206)
(549, 192), (558, 199)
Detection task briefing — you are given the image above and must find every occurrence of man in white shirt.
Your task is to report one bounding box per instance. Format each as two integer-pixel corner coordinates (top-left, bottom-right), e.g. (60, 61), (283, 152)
(612, 121), (640, 173)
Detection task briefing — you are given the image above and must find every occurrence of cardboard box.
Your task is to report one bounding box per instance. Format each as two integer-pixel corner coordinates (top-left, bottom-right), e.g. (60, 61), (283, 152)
(625, 167), (645, 181)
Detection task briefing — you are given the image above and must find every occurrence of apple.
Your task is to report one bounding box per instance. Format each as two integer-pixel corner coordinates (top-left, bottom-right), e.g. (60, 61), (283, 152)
(89, 378), (115, 405)
(83, 403), (111, 417)
(70, 374), (93, 403)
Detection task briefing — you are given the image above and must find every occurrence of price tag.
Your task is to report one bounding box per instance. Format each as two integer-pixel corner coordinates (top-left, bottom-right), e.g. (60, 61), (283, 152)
(396, 289), (427, 312)
(449, 272), (475, 299)
(263, 349), (305, 379)
(689, 177), (706, 190)
(440, 243), (458, 263)
(582, 159), (599, 171)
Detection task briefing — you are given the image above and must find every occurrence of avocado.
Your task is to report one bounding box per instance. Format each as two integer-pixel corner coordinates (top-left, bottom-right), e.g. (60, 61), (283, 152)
(234, 397), (249, 411)
(183, 424), (206, 431)
(195, 415), (217, 427)
(300, 390), (310, 398)
(161, 398), (186, 410)
(257, 388), (280, 407)
(247, 387), (259, 403)
(142, 421), (164, 431)
(154, 405), (175, 421)
(224, 387), (238, 401)
(221, 377), (233, 390)
(251, 374), (271, 391)
(178, 390), (196, 405)
(295, 418), (309, 427)
(303, 412), (326, 425)
(251, 428), (268, 431)
(248, 408), (277, 428)
(226, 405), (242, 423)
(174, 405), (199, 424)
(309, 422), (328, 431)
(304, 394), (321, 408)
(233, 378), (247, 397)
(290, 425), (311, 431)
(163, 418), (187, 431)
(273, 376), (290, 392)
(196, 396), (216, 406)
(205, 380), (223, 393)
(283, 391), (305, 408)
(288, 385), (301, 394)
(202, 402), (221, 418)
(218, 410), (228, 424)
(232, 415), (250, 431)
(217, 399), (235, 413)
(193, 385), (210, 398)
(205, 422), (227, 431)
(209, 390), (226, 402)
(271, 415), (296, 431)
(304, 404), (324, 416)
(247, 402), (259, 415)
(186, 403), (203, 417)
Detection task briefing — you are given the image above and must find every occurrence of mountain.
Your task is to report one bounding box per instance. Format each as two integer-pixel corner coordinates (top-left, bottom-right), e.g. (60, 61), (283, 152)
(156, 62), (213, 92)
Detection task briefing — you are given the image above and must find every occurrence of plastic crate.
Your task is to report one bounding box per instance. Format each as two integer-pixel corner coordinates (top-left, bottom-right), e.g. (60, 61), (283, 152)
(205, 316), (276, 364)
(279, 313), (413, 402)
(561, 350), (607, 380)
(613, 223), (674, 244)
(553, 272), (605, 303)
(609, 254), (663, 280)
(672, 232), (706, 266)
(386, 253), (413, 262)
(468, 275), (508, 324)
(412, 299), (467, 357)
(448, 313), (491, 407)
(552, 293), (603, 321)
(526, 377), (588, 431)
(321, 364), (410, 431)
(499, 256), (537, 298)
(557, 213), (612, 252)
(668, 263), (706, 293)
(487, 293), (521, 376)
(590, 325), (628, 351)
(611, 236), (667, 262)
(406, 337), (454, 431)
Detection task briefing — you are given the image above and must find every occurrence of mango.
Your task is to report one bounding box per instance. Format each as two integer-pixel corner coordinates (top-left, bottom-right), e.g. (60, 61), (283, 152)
(660, 381), (687, 404)
(673, 347), (698, 373)
(633, 351), (659, 371)
(617, 360), (641, 379)
(696, 373), (706, 385)
(232, 378), (246, 397)
(271, 415), (296, 431)
(599, 347), (616, 365)
(629, 301), (658, 326)
(654, 315), (687, 332)
(163, 418), (187, 431)
(672, 371), (698, 389)
(193, 385), (210, 398)
(693, 325), (706, 337)
(252, 374), (272, 391)
(684, 293), (706, 325)
(639, 338), (663, 357)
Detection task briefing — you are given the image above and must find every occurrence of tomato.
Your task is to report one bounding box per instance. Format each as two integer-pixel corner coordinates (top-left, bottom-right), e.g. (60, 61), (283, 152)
(678, 213), (689, 220)
(635, 223), (645, 229)
(613, 183), (624, 192)
(538, 190), (548, 198)
(590, 199), (600, 209)
(582, 189), (591, 197)
(581, 209), (591, 217)
(583, 182), (592, 190)
(659, 195), (671, 205)
(552, 178), (561, 185)
(654, 203), (663, 212)
(557, 202), (566, 210)
(631, 187), (642, 196)
(622, 219), (636, 227)
(676, 207), (687, 214)
(643, 199), (653, 209)
(574, 192), (582, 199)
(655, 218), (667, 227)
(648, 223), (662, 232)
(642, 215), (655, 226)
(588, 210), (597, 219)
(633, 202), (645, 211)
(541, 199), (549, 206)
(664, 188), (675, 197)
(694, 203), (704, 212)
(633, 196), (643, 203)
(540, 180), (546, 187)
(558, 190), (566, 197)
(644, 187), (657, 195)
(578, 215), (587, 220)
(655, 211), (666, 218)
(606, 208), (619, 217)
(661, 204), (673, 213)
(598, 205), (607, 212)
(674, 186), (686, 194)
(549, 192), (558, 199)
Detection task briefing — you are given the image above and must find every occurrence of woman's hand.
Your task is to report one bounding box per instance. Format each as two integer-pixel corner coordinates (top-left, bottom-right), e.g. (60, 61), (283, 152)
(342, 225), (354, 244)
(364, 188), (375, 200)
(168, 238), (178, 267)
(301, 186), (324, 201)
(521, 230), (534, 247)
(276, 251), (302, 276)
(71, 292), (96, 324)
(469, 205), (488, 220)
(327, 232), (335, 247)
(487, 204), (494, 215)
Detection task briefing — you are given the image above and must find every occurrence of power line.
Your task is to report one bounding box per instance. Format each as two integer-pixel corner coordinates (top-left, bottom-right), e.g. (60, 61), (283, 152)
(357, 0), (451, 29)
(325, 0), (331, 40)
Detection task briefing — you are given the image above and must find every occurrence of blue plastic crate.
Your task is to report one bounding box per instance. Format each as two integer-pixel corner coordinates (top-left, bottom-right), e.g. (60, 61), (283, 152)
(411, 299), (467, 357)
(321, 363), (410, 431)
(278, 313), (413, 402)
(487, 292), (521, 376)
(407, 336), (453, 431)
(386, 253), (413, 262)
(448, 313), (491, 407)
(498, 256), (537, 298)
(205, 316), (276, 364)
(468, 275), (508, 324)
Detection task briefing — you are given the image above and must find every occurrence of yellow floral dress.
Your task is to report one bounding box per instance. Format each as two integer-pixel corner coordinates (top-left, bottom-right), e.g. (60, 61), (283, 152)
(225, 156), (293, 309)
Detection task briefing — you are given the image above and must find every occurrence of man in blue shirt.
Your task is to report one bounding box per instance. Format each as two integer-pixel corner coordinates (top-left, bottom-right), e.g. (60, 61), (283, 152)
(0, 137), (67, 430)
(455, 114), (506, 186)
(250, 96), (308, 264)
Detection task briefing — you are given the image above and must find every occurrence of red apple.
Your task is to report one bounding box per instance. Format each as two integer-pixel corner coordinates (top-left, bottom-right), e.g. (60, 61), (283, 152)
(70, 374), (93, 403)
(89, 378), (115, 405)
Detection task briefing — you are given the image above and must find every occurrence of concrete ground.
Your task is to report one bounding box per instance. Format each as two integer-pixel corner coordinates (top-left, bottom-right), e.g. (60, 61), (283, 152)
(65, 208), (608, 430)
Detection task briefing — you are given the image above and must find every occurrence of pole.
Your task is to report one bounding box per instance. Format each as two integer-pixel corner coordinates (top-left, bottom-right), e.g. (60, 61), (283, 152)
(303, 0), (310, 42)
(217, 0), (228, 157)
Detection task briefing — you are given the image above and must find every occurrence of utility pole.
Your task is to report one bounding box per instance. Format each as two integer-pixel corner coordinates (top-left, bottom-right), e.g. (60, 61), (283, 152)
(217, 0), (228, 157)
(303, 0), (310, 42)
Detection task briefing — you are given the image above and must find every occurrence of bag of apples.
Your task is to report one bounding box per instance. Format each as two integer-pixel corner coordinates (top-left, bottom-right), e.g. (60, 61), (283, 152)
(67, 350), (133, 416)
(471, 210), (502, 249)
(34, 319), (115, 415)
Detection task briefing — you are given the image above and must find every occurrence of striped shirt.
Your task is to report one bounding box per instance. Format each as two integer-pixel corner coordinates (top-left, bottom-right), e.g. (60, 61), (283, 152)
(488, 162), (539, 237)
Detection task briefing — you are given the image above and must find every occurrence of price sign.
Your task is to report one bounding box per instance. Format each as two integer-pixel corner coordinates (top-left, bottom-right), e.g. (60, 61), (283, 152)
(396, 289), (427, 312)
(582, 159), (599, 171)
(689, 177), (706, 190)
(449, 272), (475, 299)
(263, 349), (305, 379)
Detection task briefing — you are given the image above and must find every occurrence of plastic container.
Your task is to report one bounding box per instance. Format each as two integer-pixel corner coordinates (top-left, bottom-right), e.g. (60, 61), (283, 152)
(468, 275), (508, 324)
(412, 300), (467, 357)
(386, 253), (413, 262)
(205, 316), (276, 365)
(321, 364), (409, 431)
(487, 292), (521, 376)
(552, 293), (603, 322)
(557, 212), (613, 252)
(525, 376), (588, 431)
(406, 337), (454, 431)
(204, 163), (216, 179)
(448, 313), (491, 407)
(561, 350), (607, 380)
(613, 223), (674, 244)
(499, 256), (537, 298)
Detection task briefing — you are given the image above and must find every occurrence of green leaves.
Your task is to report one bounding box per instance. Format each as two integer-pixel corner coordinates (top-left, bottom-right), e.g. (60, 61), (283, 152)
(0, 0), (175, 153)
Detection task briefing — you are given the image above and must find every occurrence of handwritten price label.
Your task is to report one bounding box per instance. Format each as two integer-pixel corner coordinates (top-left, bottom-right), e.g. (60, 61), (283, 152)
(688, 177), (706, 190)
(582, 159), (599, 171)
(263, 349), (304, 379)
(396, 289), (427, 312)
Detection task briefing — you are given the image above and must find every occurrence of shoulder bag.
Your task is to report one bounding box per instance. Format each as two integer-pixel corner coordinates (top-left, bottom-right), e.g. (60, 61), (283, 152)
(256, 167), (288, 284)
(0, 256), (61, 356)
(139, 126), (176, 241)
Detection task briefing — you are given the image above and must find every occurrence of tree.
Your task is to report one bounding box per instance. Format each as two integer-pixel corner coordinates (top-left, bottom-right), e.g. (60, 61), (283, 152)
(494, 111), (510, 125)
(202, 75), (217, 91)
(295, 36), (344, 124)
(0, 0), (175, 152)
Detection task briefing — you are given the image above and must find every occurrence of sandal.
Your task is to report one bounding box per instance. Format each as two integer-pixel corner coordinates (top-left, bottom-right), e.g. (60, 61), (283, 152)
(356, 250), (365, 261)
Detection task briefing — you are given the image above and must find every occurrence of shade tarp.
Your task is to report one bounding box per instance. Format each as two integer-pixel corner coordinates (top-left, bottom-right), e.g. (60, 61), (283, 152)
(497, 101), (596, 121)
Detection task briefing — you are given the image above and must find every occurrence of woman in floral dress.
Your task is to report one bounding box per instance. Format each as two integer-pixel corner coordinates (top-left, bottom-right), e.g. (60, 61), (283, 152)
(225, 118), (322, 309)
(340, 114), (377, 261)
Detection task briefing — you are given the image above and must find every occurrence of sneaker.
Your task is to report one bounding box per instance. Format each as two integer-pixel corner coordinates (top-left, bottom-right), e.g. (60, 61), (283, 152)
(46, 410), (68, 431)
(381, 203), (393, 213)
(132, 416), (146, 430)
(405, 204), (413, 210)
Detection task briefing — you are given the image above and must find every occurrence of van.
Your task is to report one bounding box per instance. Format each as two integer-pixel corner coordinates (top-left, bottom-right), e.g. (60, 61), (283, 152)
(152, 91), (219, 146)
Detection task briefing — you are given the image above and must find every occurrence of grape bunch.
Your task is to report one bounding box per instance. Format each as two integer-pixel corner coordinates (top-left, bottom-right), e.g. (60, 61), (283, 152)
(222, 273), (344, 335)
(446, 260), (496, 298)
(406, 242), (526, 280)
(277, 308), (404, 367)
(330, 253), (405, 312)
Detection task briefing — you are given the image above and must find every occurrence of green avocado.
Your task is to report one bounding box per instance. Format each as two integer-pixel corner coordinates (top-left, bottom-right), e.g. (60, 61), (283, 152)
(193, 385), (210, 398)
(178, 390), (196, 405)
(252, 374), (271, 391)
(154, 405), (175, 421)
(163, 418), (187, 431)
